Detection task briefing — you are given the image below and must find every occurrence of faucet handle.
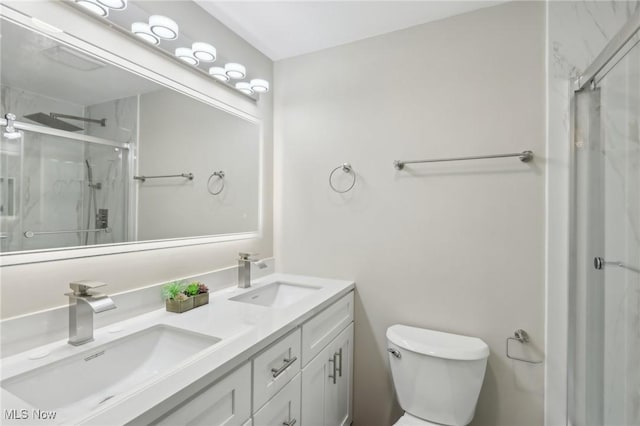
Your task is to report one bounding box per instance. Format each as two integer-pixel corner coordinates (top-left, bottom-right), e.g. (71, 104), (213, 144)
(69, 280), (107, 296)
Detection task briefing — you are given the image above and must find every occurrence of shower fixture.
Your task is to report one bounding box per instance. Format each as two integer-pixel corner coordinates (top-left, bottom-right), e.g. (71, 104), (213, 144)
(24, 113), (106, 132)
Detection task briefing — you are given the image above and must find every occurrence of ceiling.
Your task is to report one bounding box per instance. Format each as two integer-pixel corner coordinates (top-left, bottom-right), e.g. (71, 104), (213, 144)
(195, 1), (506, 61)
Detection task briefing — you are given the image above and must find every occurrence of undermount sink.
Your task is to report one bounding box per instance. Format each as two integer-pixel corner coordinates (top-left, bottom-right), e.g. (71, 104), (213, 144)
(1, 325), (221, 418)
(229, 281), (321, 308)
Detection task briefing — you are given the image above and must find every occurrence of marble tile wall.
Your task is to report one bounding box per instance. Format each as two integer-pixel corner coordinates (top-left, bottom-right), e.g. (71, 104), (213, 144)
(85, 96), (138, 244)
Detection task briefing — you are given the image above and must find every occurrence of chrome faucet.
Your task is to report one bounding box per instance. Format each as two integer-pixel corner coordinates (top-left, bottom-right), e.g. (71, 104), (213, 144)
(238, 252), (267, 289)
(66, 280), (116, 346)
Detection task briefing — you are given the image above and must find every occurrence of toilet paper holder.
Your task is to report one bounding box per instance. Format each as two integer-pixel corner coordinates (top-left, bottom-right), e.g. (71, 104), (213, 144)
(506, 329), (543, 364)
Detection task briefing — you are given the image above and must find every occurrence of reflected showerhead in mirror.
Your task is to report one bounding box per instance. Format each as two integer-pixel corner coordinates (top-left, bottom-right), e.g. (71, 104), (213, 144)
(24, 113), (84, 132)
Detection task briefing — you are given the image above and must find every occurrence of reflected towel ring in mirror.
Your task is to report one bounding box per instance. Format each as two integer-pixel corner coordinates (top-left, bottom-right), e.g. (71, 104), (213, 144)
(207, 171), (225, 195)
(329, 163), (356, 193)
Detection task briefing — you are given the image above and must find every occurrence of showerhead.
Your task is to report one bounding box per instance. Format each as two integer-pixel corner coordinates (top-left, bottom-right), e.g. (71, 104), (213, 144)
(24, 113), (84, 132)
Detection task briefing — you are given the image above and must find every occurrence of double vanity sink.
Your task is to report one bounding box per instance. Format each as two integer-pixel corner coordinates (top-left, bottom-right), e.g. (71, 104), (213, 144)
(1, 274), (354, 425)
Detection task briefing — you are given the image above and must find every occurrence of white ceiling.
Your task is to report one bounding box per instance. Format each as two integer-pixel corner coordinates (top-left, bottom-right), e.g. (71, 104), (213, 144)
(195, 1), (506, 61)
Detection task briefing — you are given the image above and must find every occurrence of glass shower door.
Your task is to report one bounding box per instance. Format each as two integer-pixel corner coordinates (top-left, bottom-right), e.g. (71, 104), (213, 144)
(571, 28), (640, 426)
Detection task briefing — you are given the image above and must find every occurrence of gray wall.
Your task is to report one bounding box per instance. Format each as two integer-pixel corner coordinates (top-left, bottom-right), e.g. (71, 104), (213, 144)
(274, 3), (545, 425)
(137, 89), (260, 240)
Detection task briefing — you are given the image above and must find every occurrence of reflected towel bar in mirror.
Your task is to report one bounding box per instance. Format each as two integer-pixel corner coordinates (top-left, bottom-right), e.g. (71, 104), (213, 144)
(394, 150), (534, 170)
(134, 173), (194, 183)
(24, 228), (112, 238)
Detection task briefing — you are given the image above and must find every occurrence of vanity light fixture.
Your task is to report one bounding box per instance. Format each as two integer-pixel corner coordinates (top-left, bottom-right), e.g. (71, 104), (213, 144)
(192, 42), (216, 62)
(76, 0), (108, 17)
(175, 47), (199, 66)
(225, 63), (246, 79)
(250, 79), (269, 93)
(131, 22), (159, 45)
(149, 15), (179, 40)
(209, 66), (229, 82)
(96, 0), (127, 10)
(235, 82), (254, 95)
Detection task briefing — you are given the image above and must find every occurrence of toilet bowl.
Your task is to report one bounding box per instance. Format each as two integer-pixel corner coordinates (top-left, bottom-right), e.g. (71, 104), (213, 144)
(386, 324), (489, 426)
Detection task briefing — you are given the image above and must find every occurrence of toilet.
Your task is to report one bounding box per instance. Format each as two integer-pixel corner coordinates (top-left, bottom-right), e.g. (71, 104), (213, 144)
(386, 324), (489, 426)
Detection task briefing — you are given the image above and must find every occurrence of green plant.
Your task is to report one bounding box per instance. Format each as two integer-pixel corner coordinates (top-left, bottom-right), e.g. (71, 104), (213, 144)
(184, 282), (200, 297)
(162, 281), (186, 300)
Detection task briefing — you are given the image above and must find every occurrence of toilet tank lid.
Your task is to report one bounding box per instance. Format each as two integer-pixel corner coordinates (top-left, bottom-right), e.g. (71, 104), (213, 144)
(386, 324), (489, 361)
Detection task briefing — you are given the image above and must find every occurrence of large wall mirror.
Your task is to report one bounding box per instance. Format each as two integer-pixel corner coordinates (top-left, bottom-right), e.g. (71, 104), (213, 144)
(0, 18), (261, 259)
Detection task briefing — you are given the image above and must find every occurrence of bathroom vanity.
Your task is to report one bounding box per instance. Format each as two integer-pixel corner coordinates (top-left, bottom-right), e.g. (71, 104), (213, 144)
(0, 274), (354, 426)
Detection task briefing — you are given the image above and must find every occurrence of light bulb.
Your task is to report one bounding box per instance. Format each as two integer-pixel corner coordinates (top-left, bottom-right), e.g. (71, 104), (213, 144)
(192, 42), (216, 62)
(225, 63), (246, 80)
(149, 15), (178, 40)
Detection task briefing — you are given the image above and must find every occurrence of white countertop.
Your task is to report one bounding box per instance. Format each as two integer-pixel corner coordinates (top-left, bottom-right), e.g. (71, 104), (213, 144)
(0, 273), (354, 425)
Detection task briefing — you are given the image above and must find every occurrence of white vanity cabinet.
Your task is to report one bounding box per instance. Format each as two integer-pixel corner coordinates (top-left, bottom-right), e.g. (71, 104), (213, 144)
(254, 373), (301, 426)
(301, 323), (353, 426)
(143, 291), (354, 426)
(148, 362), (251, 426)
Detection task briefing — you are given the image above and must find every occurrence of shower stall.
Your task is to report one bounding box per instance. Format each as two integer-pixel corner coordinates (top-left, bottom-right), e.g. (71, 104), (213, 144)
(570, 8), (640, 425)
(0, 111), (131, 252)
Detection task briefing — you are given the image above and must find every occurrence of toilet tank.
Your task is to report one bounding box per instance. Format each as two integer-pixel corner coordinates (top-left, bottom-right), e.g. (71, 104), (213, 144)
(386, 325), (489, 426)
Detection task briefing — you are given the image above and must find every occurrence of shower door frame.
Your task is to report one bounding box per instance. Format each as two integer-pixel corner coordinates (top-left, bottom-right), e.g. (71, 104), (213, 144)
(566, 7), (640, 426)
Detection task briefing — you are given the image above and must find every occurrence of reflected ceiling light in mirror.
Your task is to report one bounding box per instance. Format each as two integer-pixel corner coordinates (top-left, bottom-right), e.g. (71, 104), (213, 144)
(149, 15), (178, 40)
(225, 63), (246, 79)
(235, 82), (254, 95)
(77, 0), (108, 17)
(192, 42), (216, 62)
(175, 47), (199, 66)
(131, 22), (159, 45)
(96, 0), (127, 10)
(209, 66), (229, 82)
(250, 79), (269, 93)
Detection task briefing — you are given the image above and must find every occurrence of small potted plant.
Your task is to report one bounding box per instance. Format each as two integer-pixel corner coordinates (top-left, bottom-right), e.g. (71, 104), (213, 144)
(162, 281), (194, 313)
(193, 282), (209, 307)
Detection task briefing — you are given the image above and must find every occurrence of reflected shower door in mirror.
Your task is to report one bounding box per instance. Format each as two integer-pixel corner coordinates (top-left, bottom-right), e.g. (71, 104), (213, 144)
(0, 18), (260, 254)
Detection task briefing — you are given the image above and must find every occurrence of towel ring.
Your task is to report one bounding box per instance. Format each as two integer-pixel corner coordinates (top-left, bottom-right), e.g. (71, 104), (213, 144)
(329, 163), (356, 193)
(207, 171), (225, 195)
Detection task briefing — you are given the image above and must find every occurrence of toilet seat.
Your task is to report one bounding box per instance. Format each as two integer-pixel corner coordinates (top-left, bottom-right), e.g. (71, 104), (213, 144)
(393, 413), (443, 426)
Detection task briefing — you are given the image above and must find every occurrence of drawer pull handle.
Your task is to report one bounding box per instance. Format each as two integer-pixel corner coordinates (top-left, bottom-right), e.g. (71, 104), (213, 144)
(283, 419), (297, 426)
(271, 356), (298, 378)
(328, 354), (337, 384)
(335, 348), (343, 377)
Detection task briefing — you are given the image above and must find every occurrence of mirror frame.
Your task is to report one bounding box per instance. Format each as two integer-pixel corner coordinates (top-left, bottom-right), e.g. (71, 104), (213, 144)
(0, 6), (264, 266)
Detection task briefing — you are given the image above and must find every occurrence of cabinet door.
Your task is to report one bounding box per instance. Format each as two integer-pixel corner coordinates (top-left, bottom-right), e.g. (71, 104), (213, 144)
(253, 373), (301, 426)
(326, 323), (353, 426)
(301, 342), (332, 426)
(150, 362), (251, 426)
(301, 323), (353, 426)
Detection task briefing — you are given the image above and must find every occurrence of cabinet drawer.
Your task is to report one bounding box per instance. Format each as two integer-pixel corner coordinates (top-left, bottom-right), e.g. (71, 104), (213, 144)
(301, 292), (353, 366)
(151, 362), (251, 426)
(253, 328), (301, 411)
(254, 373), (301, 426)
